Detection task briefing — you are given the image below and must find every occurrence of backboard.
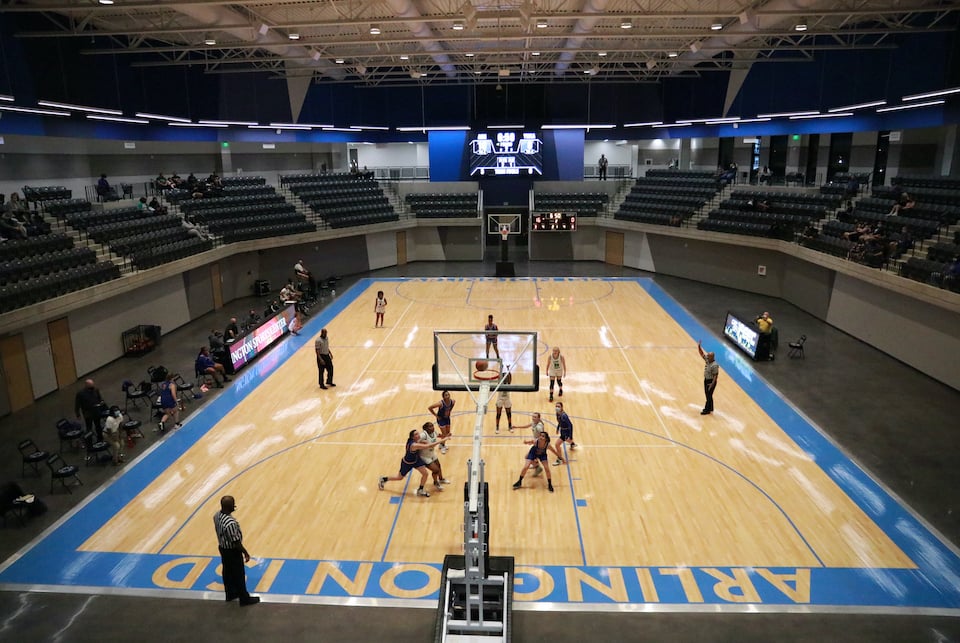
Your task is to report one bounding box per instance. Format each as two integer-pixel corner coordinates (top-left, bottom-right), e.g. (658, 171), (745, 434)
(432, 330), (539, 392)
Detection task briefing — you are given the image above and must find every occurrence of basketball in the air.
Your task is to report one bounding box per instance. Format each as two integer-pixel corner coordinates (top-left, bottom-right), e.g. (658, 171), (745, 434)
(475, 359), (488, 372)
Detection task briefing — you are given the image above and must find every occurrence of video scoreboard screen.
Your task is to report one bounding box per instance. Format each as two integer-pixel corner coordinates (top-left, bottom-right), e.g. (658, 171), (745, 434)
(723, 311), (760, 359)
(468, 130), (543, 176)
(532, 211), (577, 231)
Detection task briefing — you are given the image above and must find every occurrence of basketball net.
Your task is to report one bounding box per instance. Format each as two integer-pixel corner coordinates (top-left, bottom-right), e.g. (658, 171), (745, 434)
(499, 224), (510, 243)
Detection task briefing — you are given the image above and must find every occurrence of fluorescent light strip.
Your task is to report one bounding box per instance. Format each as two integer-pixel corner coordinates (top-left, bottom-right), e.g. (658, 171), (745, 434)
(677, 117), (732, 124)
(708, 117), (771, 125)
(349, 125), (390, 130)
(298, 123), (334, 128)
(199, 119), (259, 126)
(0, 104), (70, 116)
(651, 122), (692, 128)
(789, 112), (853, 120)
(542, 124), (616, 130)
(877, 99), (945, 113)
(395, 125), (471, 131)
(623, 121), (663, 128)
(136, 112), (191, 123)
(0, 94), (14, 102)
(488, 124), (525, 129)
(756, 110), (819, 118)
(827, 100), (886, 113)
(270, 122), (313, 128)
(248, 125), (312, 130)
(322, 127), (362, 132)
(38, 100), (122, 115)
(902, 87), (960, 101)
(169, 122), (227, 128)
(87, 115), (149, 124)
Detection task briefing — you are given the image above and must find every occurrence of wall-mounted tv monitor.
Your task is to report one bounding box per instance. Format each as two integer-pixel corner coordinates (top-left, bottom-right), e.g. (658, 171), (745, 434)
(723, 311), (759, 359)
(468, 130), (543, 176)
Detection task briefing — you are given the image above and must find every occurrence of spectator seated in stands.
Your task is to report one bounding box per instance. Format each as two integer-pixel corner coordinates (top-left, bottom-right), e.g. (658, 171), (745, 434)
(745, 198), (771, 212)
(802, 222), (820, 241)
(224, 317), (239, 342)
(843, 222), (872, 242)
(169, 172), (183, 188)
(96, 174), (118, 202)
(4, 192), (27, 216)
(245, 309), (261, 329)
(939, 256), (960, 289)
(137, 197), (154, 213)
(888, 193), (916, 215)
(889, 226), (914, 258)
(759, 166), (772, 184)
(0, 212), (28, 240)
(148, 197), (168, 215)
(156, 173), (171, 192)
(195, 346), (230, 387)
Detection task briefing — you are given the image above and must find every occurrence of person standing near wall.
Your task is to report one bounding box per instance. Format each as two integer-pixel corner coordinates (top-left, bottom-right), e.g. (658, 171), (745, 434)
(598, 154), (608, 180)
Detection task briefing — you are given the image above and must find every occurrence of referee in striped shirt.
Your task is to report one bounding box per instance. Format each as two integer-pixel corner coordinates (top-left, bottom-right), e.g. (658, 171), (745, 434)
(213, 495), (260, 606)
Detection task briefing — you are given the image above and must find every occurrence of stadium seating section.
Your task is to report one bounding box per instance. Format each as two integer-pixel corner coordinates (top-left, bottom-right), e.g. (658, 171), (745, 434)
(405, 193), (478, 218)
(177, 188), (315, 242)
(616, 172), (722, 227)
(533, 193), (608, 218)
(281, 173), (398, 229)
(700, 189), (843, 241)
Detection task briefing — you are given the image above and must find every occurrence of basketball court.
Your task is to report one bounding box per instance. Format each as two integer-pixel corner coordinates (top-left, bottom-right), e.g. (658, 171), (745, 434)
(1, 277), (958, 614)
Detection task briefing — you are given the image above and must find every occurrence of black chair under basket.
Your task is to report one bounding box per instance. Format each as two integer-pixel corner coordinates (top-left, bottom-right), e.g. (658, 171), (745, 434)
(46, 453), (83, 494)
(788, 335), (807, 359)
(56, 418), (83, 452)
(18, 439), (50, 478)
(82, 431), (113, 466)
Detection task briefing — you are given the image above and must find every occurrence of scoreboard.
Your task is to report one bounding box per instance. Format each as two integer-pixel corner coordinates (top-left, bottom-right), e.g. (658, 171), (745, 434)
(531, 211), (577, 231)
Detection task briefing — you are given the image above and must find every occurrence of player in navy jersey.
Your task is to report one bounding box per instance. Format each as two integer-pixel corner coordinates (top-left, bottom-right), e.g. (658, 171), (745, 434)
(484, 314), (500, 360)
(428, 390), (456, 454)
(378, 429), (451, 498)
(554, 401), (576, 465)
(512, 430), (564, 492)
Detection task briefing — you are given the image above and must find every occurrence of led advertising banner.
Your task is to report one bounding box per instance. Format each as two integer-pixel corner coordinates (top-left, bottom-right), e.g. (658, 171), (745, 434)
(229, 304), (296, 372)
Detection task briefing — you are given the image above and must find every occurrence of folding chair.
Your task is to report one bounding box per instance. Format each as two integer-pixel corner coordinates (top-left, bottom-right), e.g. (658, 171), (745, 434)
(122, 379), (148, 412)
(18, 439), (50, 478)
(787, 335), (807, 359)
(55, 418), (83, 453)
(46, 453), (83, 494)
(82, 431), (113, 467)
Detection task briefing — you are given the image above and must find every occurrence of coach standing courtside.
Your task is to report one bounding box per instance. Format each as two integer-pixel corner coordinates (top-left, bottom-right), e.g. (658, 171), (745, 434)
(213, 495), (260, 606)
(697, 341), (720, 415)
(315, 328), (335, 389)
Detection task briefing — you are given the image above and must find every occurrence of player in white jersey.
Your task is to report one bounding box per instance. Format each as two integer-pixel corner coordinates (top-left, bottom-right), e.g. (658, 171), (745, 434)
(418, 422), (452, 491)
(512, 411), (546, 477)
(546, 346), (566, 402)
(494, 371), (513, 433)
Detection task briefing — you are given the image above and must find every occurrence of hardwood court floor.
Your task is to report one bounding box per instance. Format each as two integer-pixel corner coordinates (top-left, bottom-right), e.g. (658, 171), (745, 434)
(6, 277), (953, 613)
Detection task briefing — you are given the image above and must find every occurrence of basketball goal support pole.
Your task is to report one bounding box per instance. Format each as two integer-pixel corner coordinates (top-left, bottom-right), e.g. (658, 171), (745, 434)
(437, 381), (513, 642)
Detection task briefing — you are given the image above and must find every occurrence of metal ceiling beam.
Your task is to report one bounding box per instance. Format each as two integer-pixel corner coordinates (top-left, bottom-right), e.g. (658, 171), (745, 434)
(76, 25), (944, 55)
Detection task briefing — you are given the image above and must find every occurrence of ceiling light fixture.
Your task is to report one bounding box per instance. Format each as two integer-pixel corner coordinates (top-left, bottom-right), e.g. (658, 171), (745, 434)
(335, 58), (345, 64)
(453, 20), (464, 31)
(789, 112), (853, 120)
(828, 100), (887, 113)
(0, 105), (70, 117)
(623, 121), (663, 127)
(902, 87), (960, 101)
(536, 19), (548, 29)
(169, 122), (227, 128)
(288, 32), (300, 40)
(399, 55), (409, 61)
(711, 19), (723, 30)
(135, 112), (191, 122)
(199, 120), (259, 126)
(369, 24), (381, 35)
(531, 51), (540, 56)
(204, 35), (216, 46)
(668, 51), (678, 58)
(877, 99), (946, 113)
(38, 100), (121, 115)
(87, 115), (149, 124)
(756, 110), (819, 118)
(794, 17), (808, 32)
(620, 19), (633, 29)
(98, 0), (114, 5)
(597, 51), (607, 57)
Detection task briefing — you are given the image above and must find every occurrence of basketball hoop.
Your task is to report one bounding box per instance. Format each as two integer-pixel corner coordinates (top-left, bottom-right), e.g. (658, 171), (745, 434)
(473, 369), (500, 381)
(499, 224), (510, 243)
